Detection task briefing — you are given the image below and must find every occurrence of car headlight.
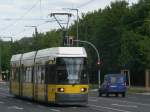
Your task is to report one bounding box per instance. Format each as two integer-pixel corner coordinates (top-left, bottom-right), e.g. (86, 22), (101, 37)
(58, 88), (64, 92)
(80, 88), (87, 92)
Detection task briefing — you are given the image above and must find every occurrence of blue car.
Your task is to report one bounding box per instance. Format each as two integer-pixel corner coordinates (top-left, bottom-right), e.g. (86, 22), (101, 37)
(98, 74), (127, 97)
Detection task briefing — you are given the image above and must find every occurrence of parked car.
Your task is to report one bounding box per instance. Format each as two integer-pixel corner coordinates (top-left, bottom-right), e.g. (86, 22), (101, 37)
(98, 74), (127, 97)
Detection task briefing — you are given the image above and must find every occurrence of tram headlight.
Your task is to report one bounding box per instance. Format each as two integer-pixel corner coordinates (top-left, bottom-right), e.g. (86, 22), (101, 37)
(80, 88), (87, 92)
(58, 88), (64, 92)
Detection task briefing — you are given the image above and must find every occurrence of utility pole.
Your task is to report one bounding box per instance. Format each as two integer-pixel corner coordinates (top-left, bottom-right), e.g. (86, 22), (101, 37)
(62, 8), (79, 46)
(73, 39), (101, 88)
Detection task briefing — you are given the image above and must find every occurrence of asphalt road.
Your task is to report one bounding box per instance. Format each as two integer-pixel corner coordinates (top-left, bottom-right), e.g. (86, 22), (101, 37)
(0, 82), (150, 112)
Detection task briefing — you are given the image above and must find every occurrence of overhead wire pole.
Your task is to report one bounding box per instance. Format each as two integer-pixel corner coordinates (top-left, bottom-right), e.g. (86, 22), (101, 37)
(50, 13), (72, 46)
(52, 15), (64, 29)
(40, 0), (42, 18)
(62, 8), (79, 46)
(73, 39), (101, 88)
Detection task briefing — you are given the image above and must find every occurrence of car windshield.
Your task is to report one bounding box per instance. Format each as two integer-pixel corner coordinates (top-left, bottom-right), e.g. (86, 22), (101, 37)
(110, 76), (124, 84)
(56, 57), (88, 84)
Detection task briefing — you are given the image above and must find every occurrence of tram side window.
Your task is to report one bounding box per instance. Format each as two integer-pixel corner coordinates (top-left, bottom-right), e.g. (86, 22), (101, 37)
(37, 65), (45, 84)
(24, 67), (32, 83)
(12, 68), (19, 82)
(41, 66), (45, 84)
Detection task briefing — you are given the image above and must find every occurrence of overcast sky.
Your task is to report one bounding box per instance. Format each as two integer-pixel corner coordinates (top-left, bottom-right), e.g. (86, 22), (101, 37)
(0, 0), (138, 41)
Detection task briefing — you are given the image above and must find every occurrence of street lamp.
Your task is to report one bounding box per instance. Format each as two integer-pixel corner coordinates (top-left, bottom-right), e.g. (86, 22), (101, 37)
(62, 8), (79, 46)
(73, 39), (101, 88)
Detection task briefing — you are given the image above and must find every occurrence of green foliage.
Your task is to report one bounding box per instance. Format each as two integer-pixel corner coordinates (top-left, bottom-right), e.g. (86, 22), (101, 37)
(1, 0), (150, 85)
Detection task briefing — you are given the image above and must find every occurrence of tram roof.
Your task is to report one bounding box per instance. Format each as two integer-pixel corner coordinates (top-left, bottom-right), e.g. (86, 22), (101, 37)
(36, 47), (87, 58)
(22, 51), (36, 60)
(11, 47), (87, 63)
(11, 54), (22, 62)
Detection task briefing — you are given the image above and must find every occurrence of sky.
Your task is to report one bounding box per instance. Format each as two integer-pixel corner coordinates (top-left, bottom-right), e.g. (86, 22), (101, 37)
(0, 0), (138, 41)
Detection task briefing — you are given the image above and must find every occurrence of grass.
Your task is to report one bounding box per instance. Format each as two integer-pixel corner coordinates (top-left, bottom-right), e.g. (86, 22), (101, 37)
(127, 87), (150, 93)
(89, 84), (99, 89)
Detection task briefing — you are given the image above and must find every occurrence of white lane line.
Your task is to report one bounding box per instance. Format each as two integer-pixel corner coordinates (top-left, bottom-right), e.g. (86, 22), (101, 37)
(50, 109), (61, 112)
(8, 106), (24, 110)
(136, 93), (150, 96)
(89, 99), (98, 102)
(72, 107), (77, 109)
(38, 105), (45, 108)
(90, 97), (150, 107)
(89, 104), (132, 112)
(27, 102), (32, 105)
(0, 101), (4, 104)
(112, 104), (138, 108)
(127, 97), (137, 99)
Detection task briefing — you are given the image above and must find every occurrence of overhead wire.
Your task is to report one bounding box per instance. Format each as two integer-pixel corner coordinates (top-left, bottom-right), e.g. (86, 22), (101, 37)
(77, 0), (96, 8)
(1, 0), (41, 31)
(0, 18), (50, 21)
(12, 19), (59, 38)
(1, 0), (96, 39)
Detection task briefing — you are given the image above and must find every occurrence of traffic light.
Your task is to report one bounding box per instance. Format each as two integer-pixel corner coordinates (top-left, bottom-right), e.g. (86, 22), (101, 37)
(63, 36), (68, 46)
(69, 36), (73, 46)
(63, 36), (74, 46)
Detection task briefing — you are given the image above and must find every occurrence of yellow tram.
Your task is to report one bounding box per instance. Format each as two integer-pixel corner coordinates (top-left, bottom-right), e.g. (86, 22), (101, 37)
(10, 47), (89, 105)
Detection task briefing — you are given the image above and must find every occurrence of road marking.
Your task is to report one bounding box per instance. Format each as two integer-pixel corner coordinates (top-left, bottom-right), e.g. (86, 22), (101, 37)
(27, 102), (32, 105)
(50, 109), (61, 112)
(112, 104), (138, 108)
(127, 97), (137, 99)
(38, 105), (44, 108)
(89, 104), (132, 112)
(89, 99), (98, 102)
(90, 97), (150, 107)
(0, 101), (4, 104)
(8, 106), (24, 110)
(136, 93), (150, 96)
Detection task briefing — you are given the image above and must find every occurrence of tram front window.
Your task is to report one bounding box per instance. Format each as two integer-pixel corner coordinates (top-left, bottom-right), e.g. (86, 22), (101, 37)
(57, 58), (87, 84)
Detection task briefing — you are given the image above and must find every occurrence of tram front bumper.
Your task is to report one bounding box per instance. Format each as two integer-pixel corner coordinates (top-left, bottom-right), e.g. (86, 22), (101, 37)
(55, 93), (88, 105)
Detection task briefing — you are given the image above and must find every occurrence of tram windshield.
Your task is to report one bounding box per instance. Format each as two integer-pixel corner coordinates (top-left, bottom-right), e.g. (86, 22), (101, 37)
(56, 57), (88, 84)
